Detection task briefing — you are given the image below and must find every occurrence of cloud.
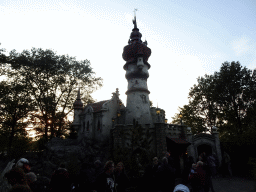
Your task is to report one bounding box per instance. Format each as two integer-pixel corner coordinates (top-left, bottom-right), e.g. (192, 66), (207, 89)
(232, 36), (250, 55)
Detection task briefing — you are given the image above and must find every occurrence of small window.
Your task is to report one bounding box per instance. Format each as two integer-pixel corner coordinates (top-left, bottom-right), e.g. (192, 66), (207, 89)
(87, 121), (89, 131)
(83, 122), (85, 132)
(97, 120), (101, 132)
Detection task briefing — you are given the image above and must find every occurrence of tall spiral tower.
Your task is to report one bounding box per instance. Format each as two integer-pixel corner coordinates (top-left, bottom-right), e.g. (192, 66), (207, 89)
(122, 16), (152, 125)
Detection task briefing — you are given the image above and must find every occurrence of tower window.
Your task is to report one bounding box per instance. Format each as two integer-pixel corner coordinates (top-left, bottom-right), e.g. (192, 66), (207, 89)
(87, 121), (89, 131)
(97, 120), (101, 132)
(83, 122), (85, 133)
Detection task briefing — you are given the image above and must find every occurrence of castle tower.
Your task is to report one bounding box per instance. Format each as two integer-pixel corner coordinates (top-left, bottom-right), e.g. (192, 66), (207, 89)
(122, 16), (152, 125)
(72, 88), (83, 130)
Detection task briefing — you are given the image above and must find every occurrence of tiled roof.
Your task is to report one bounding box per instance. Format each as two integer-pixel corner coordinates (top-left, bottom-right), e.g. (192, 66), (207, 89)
(85, 100), (109, 112)
(196, 133), (211, 136)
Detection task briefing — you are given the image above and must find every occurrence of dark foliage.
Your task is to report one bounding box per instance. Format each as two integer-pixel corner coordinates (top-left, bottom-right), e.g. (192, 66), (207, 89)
(172, 61), (256, 142)
(0, 46), (102, 154)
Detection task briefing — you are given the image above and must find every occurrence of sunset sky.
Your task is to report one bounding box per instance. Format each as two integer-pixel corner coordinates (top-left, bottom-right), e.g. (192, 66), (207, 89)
(1, 0), (256, 122)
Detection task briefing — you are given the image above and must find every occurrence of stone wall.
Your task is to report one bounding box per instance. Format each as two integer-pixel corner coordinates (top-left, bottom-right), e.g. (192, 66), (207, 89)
(15, 137), (112, 183)
(154, 123), (167, 157)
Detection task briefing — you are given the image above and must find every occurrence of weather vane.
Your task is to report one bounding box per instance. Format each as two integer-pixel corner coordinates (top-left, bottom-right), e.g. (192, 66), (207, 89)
(133, 9), (138, 28)
(133, 8), (138, 17)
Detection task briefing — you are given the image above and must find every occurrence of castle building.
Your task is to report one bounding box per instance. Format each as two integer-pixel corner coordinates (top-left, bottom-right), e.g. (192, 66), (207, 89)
(72, 16), (222, 166)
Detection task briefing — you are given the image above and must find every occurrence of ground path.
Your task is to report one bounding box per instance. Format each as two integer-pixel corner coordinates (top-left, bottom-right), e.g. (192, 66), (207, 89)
(211, 176), (255, 192)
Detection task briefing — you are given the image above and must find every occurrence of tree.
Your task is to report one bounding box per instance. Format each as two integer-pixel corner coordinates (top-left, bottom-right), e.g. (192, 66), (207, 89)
(214, 62), (255, 137)
(172, 105), (206, 134)
(2, 47), (102, 140)
(172, 61), (256, 140)
(0, 80), (32, 152)
(0, 48), (33, 156)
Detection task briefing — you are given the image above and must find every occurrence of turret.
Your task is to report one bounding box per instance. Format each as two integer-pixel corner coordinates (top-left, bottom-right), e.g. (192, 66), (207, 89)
(122, 16), (152, 125)
(73, 88), (83, 130)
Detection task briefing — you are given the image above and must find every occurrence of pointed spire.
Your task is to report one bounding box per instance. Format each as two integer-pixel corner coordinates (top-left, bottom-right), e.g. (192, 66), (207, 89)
(132, 16), (138, 29)
(77, 87), (81, 100)
(74, 87), (83, 110)
(112, 88), (120, 98)
(116, 88), (120, 97)
(143, 39), (148, 46)
(133, 8), (138, 29)
(129, 9), (142, 43)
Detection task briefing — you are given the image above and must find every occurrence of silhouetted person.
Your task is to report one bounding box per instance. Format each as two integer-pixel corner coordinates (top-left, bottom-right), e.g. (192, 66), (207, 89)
(189, 161), (206, 192)
(166, 151), (175, 167)
(207, 154), (217, 178)
(223, 151), (232, 177)
(49, 163), (71, 192)
(143, 157), (161, 192)
(173, 184), (190, 192)
(25, 172), (38, 192)
(94, 160), (116, 192)
(114, 162), (129, 192)
(5, 167), (32, 192)
(156, 157), (176, 192)
(16, 158), (31, 174)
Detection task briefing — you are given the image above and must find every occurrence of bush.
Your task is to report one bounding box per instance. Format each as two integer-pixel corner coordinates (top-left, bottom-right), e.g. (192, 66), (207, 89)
(7, 136), (32, 160)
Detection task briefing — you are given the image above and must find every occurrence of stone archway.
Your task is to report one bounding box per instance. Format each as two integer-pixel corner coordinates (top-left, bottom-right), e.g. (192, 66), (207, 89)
(194, 139), (216, 160)
(197, 144), (212, 157)
(190, 134), (220, 164)
(187, 132), (222, 166)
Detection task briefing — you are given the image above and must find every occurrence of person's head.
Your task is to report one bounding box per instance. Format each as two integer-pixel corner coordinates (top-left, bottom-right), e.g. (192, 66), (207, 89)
(94, 160), (102, 168)
(165, 152), (170, 157)
(16, 158), (30, 173)
(58, 163), (68, 171)
(104, 160), (114, 174)
(25, 172), (37, 186)
(173, 184), (190, 192)
(162, 157), (168, 165)
(197, 161), (204, 167)
(5, 167), (27, 186)
(115, 162), (124, 173)
(153, 157), (158, 165)
(59, 163), (66, 169)
(192, 163), (197, 169)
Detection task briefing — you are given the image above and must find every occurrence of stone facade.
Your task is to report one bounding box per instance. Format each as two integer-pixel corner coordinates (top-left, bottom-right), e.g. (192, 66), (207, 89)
(73, 89), (125, 142)
(187, 127), (222, 166)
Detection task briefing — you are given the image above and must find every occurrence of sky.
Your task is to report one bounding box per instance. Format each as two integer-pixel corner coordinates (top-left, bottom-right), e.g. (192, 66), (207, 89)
(1, 0), (256, 123)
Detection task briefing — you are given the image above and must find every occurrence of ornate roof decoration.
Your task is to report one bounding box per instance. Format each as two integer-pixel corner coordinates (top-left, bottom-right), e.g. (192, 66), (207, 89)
(122, 15), (151, 69)
(84, 100), (109, 113)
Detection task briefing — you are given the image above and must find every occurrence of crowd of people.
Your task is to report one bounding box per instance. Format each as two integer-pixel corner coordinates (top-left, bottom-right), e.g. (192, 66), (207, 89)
(0, 151), (227, 192)
(142, 152), (220, 192)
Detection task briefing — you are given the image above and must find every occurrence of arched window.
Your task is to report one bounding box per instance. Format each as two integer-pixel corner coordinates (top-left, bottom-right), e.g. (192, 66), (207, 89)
(87, 121), (89, 131)
(97, 120), (101, 132)
(83, 122), (85, 133)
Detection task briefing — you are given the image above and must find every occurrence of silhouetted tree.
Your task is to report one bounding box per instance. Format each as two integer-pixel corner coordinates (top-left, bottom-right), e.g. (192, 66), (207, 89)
(172, 61), (256, 141)
(0, 47), (33, 155)
(1, 47), (102, 140)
